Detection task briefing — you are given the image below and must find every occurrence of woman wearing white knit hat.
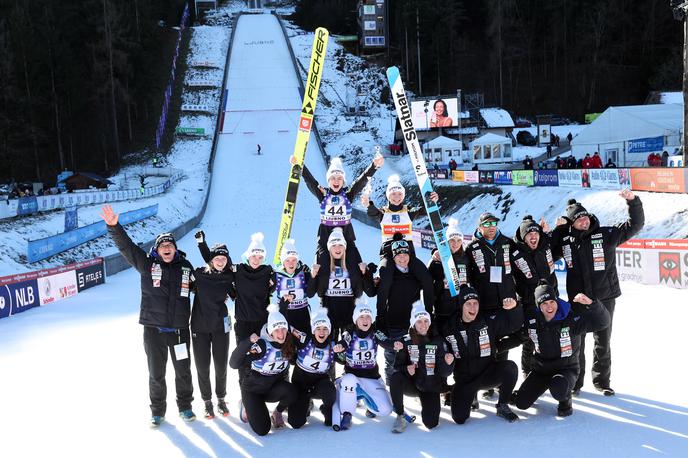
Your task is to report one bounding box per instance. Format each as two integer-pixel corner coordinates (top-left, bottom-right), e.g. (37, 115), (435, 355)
(273, 238), (313, 333)
(287, 306), (338, 428)
(388, 300), (455, 433)
(290, 151), (384, 282)
(229, 304), (297, 435)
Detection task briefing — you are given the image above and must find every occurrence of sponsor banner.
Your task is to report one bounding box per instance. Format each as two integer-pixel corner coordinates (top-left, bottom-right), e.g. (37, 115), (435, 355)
(494, 170), (512, 185)
(557, 169), (583, 188)
(0, 278), (40, 318)
(76, 258), (105, 292)
(630, 168), (687, 193)
(619, 239), (688, 250)
(27, 204), (158, 262)
(616, 247), (688, 289)
(479, 171), (494, 184)
(64, 206), (78, 232)
(37, 270), (78, 305)
(17, 196), (38, 215)
(618, 168), (631, 187)
(0, 200), (18, 219)
(627, 136), (664, 154)
(419, 229), (437, 250)
(589, 168), (621, 189)
(464, 171), (479, 184)
(429, 169), (449, 179)
(512, 170), (534, 186)
(534, 169), (558, 187)
(451, 170), (464, 182)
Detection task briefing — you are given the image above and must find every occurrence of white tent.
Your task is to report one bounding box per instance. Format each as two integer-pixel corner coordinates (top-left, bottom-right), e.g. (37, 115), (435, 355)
(571, 104), (682, 166)
(470, 133), (512, 164)
(423, 135), (463, 165)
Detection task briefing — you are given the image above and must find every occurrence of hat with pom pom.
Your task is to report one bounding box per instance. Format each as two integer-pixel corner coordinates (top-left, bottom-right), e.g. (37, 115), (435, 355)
(565, 199), (589, 222)
(326, 157), (346, 184)
(267, 303), (289, 334)
(280, 238), (299, 265)
(409, 299), (431, 328)
(243, 232), (266, 261)
(386, 174), (405, 200)
(310, 306), (332, 334)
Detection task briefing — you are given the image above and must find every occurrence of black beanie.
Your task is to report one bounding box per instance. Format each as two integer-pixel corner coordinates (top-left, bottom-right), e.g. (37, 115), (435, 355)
(534, 280), (557, 307)
(565, 199), (589, 222)
(155, 233), (176, 250)
(209, 243), (229, 260)
(519, 215), (541, 239)
(391, 232), (410, 258)
(459, 286), (480, 305)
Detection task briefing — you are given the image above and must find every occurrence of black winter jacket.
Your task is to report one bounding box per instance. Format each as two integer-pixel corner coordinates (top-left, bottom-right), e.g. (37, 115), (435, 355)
(466, 232), (518, 310)
(231, 263), (275, 323)
(394, 332), (454, 393)
(191, 268), (233, 333)
(444, 305), (523, 383)
(108, 223), (193, 328)
(376, 261), (434, 331)
(229, 336), (291, 394)
(428, 249), (468, 334)
(512, 229), (558, 307)
(551, 196), (644, 302)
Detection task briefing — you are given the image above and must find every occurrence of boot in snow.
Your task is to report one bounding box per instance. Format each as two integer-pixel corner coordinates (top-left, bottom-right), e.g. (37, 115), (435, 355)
(271, 410), (285, 428)
(391, 414), (409, 433)
(204, 401), (215, 419)
(496, 403), (519, 423)
(217, 398), (230, 417)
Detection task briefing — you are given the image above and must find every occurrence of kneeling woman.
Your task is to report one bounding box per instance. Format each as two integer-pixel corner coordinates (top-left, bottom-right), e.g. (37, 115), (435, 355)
(390, 301), (454, 432)
(288, 307), (337, 428)
(332, 299), (394, 431)
(229, 304), (297, 436)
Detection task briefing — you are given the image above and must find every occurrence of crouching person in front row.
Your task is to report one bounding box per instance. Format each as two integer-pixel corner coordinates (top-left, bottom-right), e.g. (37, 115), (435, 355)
(444, 287), (523, 425)
(230, 304), (297, 436)
(511, 281), (610, 417)
(332, 299), (394, 431)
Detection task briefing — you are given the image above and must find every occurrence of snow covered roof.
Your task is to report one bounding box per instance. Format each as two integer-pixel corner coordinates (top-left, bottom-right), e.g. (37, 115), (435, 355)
(571, 104), (683, 146)
(425, 135), (462, 148)
(660, 92), (683, 104)
(471, 133), (511, 145)
(479, 108), (515, 128)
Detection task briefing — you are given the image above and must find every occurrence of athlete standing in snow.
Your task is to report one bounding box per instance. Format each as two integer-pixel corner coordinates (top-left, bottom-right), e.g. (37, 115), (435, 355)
(190, 236), (233, 419)
(229, 304), (298, 436)
(100, 204), (196, 427)
(274, 239), (313, 333)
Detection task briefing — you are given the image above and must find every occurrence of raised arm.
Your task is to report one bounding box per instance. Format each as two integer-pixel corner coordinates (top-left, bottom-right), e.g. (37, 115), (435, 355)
(101, 205), (149, 274)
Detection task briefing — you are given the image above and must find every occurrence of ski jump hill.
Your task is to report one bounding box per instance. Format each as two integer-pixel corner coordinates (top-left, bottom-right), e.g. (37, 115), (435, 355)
(0, 12), (686, 458)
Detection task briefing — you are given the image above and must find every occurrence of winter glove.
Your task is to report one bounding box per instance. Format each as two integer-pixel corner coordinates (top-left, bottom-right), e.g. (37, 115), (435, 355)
(367, 262), (378, 275)
(194, 230), (205, 243)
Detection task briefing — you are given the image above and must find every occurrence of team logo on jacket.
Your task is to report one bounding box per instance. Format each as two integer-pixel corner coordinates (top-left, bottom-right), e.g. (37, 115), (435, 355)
(392, 214), (400, 223)
(659, 252), (681, 285)
(151, 263), (162, 288)
(286, 278), (296, 289)
(359, 340), (368, 350)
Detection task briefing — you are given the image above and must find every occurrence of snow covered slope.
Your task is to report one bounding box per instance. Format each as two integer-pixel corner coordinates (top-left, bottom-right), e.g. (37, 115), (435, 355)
(0, 11), (687, 458)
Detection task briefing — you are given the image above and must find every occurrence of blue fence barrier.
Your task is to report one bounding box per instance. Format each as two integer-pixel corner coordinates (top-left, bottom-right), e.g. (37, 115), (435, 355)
(27, 204), (158, 262)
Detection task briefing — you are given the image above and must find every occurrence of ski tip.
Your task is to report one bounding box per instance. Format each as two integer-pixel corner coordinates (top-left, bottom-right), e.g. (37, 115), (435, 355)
(315, 27), (330, 37)
(386, 66), (400, 83)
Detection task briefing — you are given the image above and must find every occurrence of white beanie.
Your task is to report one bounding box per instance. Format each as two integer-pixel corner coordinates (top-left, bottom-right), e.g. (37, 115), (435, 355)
(310, 306), (332, 334)
(280, 238), (299, 265)
(243, 232), (266, 261)
(326, 157), (346, 183)
(386, 174), (405, 200)
(409, 300), (431, 328)
(327, 227), (347, 250)
(446, 218), (463, 241)
(266, 303), (288, 334)
(352, 296), (374, 323)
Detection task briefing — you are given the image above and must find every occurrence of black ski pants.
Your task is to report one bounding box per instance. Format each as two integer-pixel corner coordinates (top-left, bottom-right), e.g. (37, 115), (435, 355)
(288, 377), (336, 428)
(242, 381), (298, 436)
(576, 298), (615, 389)
(451, 360), (517, 424)
(389, 371), (442, 429)
(515, 368), (577, 410)
(143, 326), (194, 417)
(191, 330), (230, 401)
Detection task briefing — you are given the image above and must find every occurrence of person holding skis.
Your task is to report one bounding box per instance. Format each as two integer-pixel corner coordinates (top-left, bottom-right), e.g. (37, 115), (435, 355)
(550, 189), (644, 396)
(274, 239), (313, 333)
(190, 241), (234, 419)
(444, 287), (523, 425)
(100, 204), (196, 427)
(332, 299), (395, 431)
(308, 228), (375, 342)
(375, 232), (434, 385)
(287, 307), (338, 428)
(389, 301), (454, 432)
(229, 304), (298, 436)
(511, 282), (610, 416)
(293, 153), (384, 273)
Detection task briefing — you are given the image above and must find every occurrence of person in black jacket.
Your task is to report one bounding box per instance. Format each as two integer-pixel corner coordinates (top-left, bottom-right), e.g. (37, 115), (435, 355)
(389, 301), (454, 432)
(550, 189), (644, 395)
(274, 239), (313, 333)
(444, 287), (523, 424)
(229, 304), (298, 436)
(308, 228), (376, 342)
(100, 205), (196, 427)
(296, 154), (383, 273)
(512, 282), (610, 416)
(375, 233), (434, 385)
(190, 242), (233, 419)
(288, 307), (338, 428)
(428, 218), (469, 335)
(511, 215), (558, 375)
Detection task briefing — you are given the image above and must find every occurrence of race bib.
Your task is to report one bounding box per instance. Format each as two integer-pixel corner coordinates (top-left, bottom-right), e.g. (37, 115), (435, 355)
(320, 192), (352, 227)
(326, 269), (353, 296)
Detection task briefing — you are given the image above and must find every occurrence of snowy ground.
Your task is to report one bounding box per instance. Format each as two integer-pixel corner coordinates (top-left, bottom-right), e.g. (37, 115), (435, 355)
(1, 11), (687, 458)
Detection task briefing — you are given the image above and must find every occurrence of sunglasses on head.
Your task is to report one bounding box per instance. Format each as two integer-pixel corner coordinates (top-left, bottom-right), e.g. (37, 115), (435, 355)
(480, 221), (498, 228)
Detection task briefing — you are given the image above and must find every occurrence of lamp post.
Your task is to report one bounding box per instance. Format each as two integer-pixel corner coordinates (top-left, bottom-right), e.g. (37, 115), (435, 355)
(671, 1), (688, 165)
